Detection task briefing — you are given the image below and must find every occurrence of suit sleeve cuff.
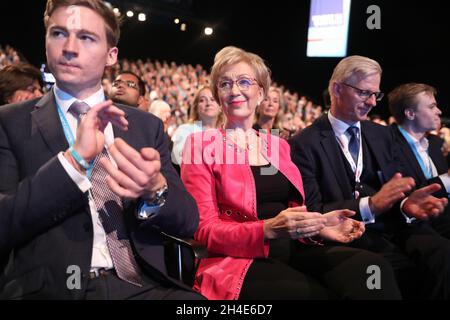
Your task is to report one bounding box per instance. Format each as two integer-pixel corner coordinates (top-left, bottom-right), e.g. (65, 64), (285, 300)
(438, 173), (450, 196)
(359, 197), (376, 224)
(58, 152), (91, 193)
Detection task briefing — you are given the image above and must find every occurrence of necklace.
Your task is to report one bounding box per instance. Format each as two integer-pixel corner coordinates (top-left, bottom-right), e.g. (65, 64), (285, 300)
(224, 129), (257, 151)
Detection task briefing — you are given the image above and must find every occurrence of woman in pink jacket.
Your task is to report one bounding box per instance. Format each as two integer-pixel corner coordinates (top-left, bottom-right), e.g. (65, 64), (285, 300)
(181, 46), (401, 300)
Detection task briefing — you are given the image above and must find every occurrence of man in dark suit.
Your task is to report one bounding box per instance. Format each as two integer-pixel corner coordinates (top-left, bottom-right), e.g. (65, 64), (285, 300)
(0, 0), (201, 300)
(388, 83), (450, 239)
(290, 55), (450, 299)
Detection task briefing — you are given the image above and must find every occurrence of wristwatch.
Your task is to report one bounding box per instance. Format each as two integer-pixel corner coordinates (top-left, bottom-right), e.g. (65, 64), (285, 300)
(136, 183), (169, 220)
(149, 183), (169, 206)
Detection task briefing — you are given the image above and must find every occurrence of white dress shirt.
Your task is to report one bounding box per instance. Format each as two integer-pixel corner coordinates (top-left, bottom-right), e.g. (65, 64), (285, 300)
(55, 85), (115, 270)
(328, 112), (375, 224)
(398, 126), (450, 193)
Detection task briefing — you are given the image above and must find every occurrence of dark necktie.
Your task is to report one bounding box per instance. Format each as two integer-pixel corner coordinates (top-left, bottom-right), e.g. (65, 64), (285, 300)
(69, 101), (143, 287)
(347, 126), (360, 165)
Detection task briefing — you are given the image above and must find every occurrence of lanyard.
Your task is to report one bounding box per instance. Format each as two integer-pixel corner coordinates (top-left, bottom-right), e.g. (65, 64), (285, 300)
(398, 126), (434, 179)
(336, 129), (364, 199)
(56, 104), (93, 177)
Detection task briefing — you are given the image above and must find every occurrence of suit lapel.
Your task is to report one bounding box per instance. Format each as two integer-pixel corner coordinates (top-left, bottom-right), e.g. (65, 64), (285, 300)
(318, 116), (354, 197)
(361, 122), (395, 182)
(31, 92), (69, 155)
(112, 106), (133, 147)
(392, 125), (426, 181)
(428, 136), (447, 173)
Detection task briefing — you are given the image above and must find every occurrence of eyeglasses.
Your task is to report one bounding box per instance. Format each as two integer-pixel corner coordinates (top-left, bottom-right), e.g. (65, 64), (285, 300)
(217, 77), (258, 93)
(342, 83), (384, 102)
(112, 79), (139, 90)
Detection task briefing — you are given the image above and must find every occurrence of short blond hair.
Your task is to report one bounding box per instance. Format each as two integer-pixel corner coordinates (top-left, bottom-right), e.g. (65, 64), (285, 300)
(210, 46), (271, 103)
(328, 55), (382, 100)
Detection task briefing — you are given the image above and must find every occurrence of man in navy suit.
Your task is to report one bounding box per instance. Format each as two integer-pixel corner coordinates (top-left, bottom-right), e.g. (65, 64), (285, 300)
(388, 83), (450, 239)
(290, 55), (450, 299)
(0, 0), (201, 300)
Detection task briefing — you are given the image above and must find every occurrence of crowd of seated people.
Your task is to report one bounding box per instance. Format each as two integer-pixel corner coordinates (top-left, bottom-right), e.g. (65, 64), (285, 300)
(2, 43), (398, 143)
(2, 36), (450, 301)
(101, 57), (326, 139)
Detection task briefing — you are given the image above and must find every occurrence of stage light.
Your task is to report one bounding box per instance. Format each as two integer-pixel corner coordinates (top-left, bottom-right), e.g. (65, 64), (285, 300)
(174, 18), (180, 24)
(180, 23), (187, 31)
(138, 13), (146, 21)
(204, 27), (213, 36)
(126, 10), (134, 18)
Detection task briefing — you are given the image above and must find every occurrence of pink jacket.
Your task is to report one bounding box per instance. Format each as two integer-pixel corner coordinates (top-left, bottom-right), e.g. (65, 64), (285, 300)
(181, 129), (305, 300)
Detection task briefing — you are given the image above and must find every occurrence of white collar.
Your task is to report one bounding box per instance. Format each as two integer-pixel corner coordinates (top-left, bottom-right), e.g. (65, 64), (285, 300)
(399, 125), (429, 150)
(328, 111), (361, 136)
(54, 85), (105, 113)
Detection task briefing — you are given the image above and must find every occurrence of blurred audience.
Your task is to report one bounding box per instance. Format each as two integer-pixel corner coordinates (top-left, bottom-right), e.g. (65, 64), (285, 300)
(149, 99), (172, 128)
(0, 63), (43, 105)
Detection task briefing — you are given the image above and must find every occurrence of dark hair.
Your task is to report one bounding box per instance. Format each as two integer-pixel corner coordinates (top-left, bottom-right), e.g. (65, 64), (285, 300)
(0, 63), (43, 105)
(44, 0), (121, 48)
(116, 71), (146, 96)
(388, 83), (437, 125)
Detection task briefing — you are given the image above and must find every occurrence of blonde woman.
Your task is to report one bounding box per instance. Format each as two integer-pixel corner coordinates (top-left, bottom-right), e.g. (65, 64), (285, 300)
(171, 86), (222, 167)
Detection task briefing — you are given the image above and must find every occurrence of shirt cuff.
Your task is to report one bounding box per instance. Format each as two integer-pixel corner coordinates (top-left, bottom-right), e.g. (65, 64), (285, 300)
(400, 197), (416, 224)
(58, 152), (91, 193)
(438, 173), (450, 195)
(359, 197), (376, 224)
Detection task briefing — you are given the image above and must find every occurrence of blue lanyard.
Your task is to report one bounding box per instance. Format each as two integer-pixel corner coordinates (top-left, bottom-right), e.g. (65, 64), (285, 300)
(56, 104), (93, 177)
(56, 104), (76, 146)
(398, 126), (433, 179)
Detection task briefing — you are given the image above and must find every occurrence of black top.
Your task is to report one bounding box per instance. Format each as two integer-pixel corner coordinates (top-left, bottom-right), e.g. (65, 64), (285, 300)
(250, 163), (295, 261)
(250, 164), (292, 220)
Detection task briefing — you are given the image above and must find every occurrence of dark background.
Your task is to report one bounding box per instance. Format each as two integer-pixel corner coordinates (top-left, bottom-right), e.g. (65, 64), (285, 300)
(1, 0), (448, 118)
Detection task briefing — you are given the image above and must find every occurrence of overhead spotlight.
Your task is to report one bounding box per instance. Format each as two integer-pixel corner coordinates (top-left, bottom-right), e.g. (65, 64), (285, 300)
(113, 8), (120, 16)
(174, 18), (180, 24)
(126, 10), (134, 18)
(180, 23), (187, 31)
(204, 27), (213, 36)
(138, 13), (146, 21)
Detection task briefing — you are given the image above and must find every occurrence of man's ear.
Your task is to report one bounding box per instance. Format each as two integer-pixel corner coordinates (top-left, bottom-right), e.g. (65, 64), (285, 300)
(405, 108), (415, 121)
(106, 47), (118, 67)
(332, 82), (341, 99)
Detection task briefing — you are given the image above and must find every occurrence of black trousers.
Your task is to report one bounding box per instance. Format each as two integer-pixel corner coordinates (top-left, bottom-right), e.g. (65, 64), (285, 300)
(349, 222), (450, 299)
(290, 243), (402, 300)
(431, 208), (450, 239)
(239, 258), (332, 300)
(84, 270), (205, 300)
